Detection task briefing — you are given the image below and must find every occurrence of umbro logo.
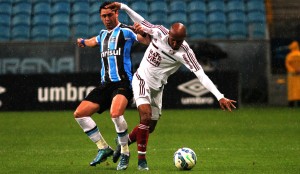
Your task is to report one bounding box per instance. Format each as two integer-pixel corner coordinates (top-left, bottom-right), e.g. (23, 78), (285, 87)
(177, 79), (209, 97)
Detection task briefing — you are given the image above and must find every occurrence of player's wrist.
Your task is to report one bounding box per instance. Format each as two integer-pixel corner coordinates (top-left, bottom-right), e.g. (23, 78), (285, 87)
(81, 39), (86, 47)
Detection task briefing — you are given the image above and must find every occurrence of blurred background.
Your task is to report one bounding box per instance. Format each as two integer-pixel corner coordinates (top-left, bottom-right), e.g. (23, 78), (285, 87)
(0, 0), (298, 111)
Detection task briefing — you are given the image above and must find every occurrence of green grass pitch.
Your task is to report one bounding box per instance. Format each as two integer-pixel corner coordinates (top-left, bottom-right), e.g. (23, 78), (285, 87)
(0, 107), (300, 174)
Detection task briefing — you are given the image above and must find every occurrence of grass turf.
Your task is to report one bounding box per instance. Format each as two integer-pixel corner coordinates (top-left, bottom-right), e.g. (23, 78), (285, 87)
(0, 107), (299, 174)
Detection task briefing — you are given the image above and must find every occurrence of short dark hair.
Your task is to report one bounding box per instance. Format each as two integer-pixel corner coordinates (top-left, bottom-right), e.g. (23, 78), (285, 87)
(99, 1), (114, 13)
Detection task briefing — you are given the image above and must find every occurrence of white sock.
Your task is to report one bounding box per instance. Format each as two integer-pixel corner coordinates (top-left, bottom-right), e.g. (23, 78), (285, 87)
(75, 117), (108, 149)
(112, 115), (129, 155)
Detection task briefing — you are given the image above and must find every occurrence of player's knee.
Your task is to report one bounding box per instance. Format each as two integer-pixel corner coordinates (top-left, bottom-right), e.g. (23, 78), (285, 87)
(140, 112), (152, 125)
(110, 110), (123, 118)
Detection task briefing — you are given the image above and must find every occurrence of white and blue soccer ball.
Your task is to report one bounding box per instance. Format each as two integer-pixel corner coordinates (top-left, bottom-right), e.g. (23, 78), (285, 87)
(173, 147), (197, 170)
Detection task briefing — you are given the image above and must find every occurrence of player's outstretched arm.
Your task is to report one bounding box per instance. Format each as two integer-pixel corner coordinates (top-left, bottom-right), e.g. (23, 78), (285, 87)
(219, 98), (237, 112)
(76, 37), (98, 48)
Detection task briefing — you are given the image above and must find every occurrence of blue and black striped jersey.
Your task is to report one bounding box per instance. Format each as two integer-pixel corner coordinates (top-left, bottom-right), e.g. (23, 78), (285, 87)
(96, 23), (138, 84)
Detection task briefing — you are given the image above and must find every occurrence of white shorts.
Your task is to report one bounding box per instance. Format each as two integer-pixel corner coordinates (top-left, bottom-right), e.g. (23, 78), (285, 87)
(132, 73), (163, 120)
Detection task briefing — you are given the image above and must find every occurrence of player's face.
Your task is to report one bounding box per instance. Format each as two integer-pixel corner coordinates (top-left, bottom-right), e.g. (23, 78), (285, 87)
(168, 35), (184, 50)
(100, 8), (119, 30)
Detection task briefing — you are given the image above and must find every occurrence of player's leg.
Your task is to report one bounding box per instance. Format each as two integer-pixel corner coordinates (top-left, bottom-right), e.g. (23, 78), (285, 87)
(110, 93), (131, 170)
(74, 87), (113, 166)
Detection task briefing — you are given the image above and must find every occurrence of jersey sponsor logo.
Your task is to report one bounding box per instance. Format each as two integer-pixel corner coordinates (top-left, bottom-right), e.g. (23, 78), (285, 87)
(177, 78), (214, 105)
(101, 48), (122, 58)
(147, 49), (162, 67)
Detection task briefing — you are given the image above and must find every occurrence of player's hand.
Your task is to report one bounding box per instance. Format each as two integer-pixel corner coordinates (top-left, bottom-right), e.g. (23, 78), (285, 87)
(77, 38), (85, 48)
(133, 22), (145, 35)
(105, 2), (121, 11)
(219, 98), (236, 112)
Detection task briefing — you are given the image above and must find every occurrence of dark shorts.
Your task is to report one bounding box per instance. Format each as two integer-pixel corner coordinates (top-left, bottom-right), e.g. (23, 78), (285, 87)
(84, 81), (133, 114)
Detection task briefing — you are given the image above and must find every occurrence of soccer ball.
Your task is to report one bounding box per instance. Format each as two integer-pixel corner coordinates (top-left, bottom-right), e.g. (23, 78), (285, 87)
(173, 147), (197, 170)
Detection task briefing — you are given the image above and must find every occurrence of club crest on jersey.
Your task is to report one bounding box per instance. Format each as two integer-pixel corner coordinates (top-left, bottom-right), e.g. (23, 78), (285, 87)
(110, 37), (116, 42)
(169, 50), (176, 55)
(101, 48), (122, 58)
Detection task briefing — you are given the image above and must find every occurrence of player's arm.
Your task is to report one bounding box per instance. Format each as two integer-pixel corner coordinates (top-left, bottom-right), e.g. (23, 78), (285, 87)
(134, 22), (151, 45)
(76, 37), (98, 48)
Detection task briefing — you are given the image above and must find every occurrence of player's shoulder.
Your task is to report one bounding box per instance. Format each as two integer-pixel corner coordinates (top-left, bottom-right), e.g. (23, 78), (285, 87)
(119, 23), (134, 32)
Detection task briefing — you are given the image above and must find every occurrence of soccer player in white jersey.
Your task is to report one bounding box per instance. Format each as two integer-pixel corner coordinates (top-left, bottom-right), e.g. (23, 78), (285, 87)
(106, 2), (237, 170)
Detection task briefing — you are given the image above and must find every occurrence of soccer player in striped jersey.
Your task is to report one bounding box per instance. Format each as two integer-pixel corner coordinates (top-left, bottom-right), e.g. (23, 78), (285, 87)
(74, 1), (150, 171)
(106, 2), (237, 171)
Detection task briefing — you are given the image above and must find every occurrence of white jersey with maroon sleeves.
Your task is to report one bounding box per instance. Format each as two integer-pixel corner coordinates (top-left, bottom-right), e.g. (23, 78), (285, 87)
(136, 22), (201, 90)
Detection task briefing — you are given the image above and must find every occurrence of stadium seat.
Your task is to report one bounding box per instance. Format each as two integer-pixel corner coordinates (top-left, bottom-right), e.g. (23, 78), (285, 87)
(170, 0), (187, 13)
(31, 25), (50, 41)
(0, 26), (10, 41)
(89, 14), (100, 26)
(0, 2), (12, 15)
(51, 14), (70, 26)
(149, 1), (168, 14)
(207, 11), (226, 24)
(72, 24), (89, 38)
(169, 13), (188, 25)
(207, 0), (225, 12)
(89, 23), (106, 36)
(12, 14), (31, 27)
(32, 0), (51, 3)
(118, 11), (130, 24)
(33, 2), (51, 15)
(11, 26), (30, 41)
(0, 14), (11, 27)
(228, 22), (247, 39)
(149, 13), (168, 25)
(12, 2), (31, 16)
(247, 11), (266, 23)
(208, 23), (227, 39)
(187, 0), (206, 13)
(189, 11), (206, 24)
(131, 1), (148, 14)
(226, 0), (245, 13)
(32, 14), (51, 27)
(72, 1), (89, 15)
(71, 13), (89, 26)
(246, 0), (266, 12)
(188, 23), (207, 38)
(50, 25), (70, 41)
(52, 2), (70, 15)
(227, 11), (246, 23)
(90, 2), (100, 16)
(248, 22), (266, 39)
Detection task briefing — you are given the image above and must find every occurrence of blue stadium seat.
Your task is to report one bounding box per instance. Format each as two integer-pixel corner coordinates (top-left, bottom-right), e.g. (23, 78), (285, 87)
(207, 0), (225, 12)
(188, 23), (207, 39)
(72, 2), (89, 15)
(50, 25), (70, 41)
(72, 24), (89, 38)
(208, 11), (226, 24)
(131, 1), (148, 13)
(12, 14), (31, 27)
(169, 13), (187, 25)
(51, 14), (70, 26)
(247, 11), (266, 23)
(72, 13), (89, 26)
(248, 22), (266, 39)
(0, 26), (10, 42)
(208, 23), (227, 39)
(187, 0), (206, 13)
(118, 11), (130, 24)
(89, 14), (100, 26)
(0, 14), (11, 27)
(32, 14), (51, 27)
(170, 0), (187, 13)
(149, 13), (168, 25)
(246, 0), (265, 12)
(11, 26), (30, 41)
(0, 2), (12, 15)
(226, 0), (245, 12)
(89, 23), (106, 36)
(31, 26), (50, 41)
(33, 2), (51, 15)
(90, 2), (99, 16)
(12, 2), (31, 16)
(32, 0), (51, 3)
(228, 22), (247, 39)
(149, 1), (168, 14)
(52, 2), (70, 15)
(227, 11), (246, 23)
(189, 11), (206, 24)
